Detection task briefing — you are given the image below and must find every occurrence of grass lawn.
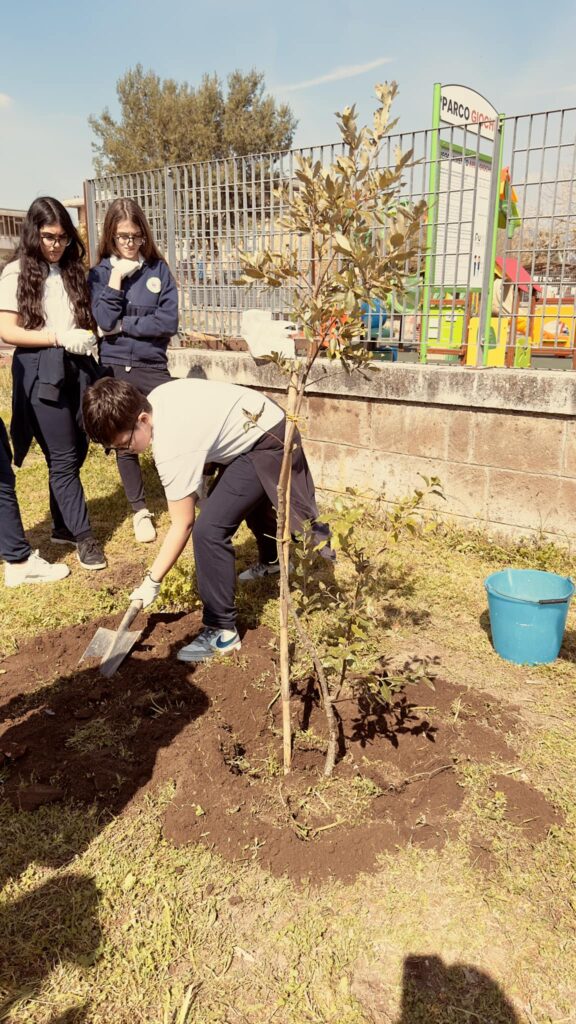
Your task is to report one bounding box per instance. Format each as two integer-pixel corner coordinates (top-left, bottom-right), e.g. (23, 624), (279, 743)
(0, 366), (575, 1024)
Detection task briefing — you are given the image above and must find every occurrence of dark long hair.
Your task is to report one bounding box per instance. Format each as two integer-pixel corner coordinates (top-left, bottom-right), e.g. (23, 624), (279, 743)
(9, 197), (94, 330)
(95, 198), (163, 264)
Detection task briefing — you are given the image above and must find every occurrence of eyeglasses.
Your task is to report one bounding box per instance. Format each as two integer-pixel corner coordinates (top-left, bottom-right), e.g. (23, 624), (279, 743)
(115, 233), (144, 245)
(40, 232), (71, 248)
(106, 418), (139, 454)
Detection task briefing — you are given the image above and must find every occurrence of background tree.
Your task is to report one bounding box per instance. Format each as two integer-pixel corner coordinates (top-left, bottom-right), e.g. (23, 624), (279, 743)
(89, 65), (297, 175)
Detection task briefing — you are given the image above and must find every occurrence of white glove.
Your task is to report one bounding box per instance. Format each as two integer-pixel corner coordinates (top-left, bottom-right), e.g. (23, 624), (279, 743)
(129, 573), (161, 609)
(112, 258), (141, 279)
(57, 328), (98, 355)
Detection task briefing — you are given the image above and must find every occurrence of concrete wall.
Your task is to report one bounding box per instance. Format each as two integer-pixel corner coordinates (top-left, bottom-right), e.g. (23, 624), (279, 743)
(168, 349), (576, 543)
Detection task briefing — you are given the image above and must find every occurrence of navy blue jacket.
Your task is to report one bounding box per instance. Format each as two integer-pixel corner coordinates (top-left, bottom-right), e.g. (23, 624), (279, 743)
(88, 258), (178, 368)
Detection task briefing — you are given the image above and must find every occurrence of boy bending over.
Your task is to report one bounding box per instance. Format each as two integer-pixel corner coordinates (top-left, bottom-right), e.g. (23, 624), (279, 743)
(82, 377), (329, 662)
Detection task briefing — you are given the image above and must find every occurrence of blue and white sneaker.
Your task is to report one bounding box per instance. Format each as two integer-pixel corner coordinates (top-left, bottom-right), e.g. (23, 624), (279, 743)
(176, 626), (241, 663)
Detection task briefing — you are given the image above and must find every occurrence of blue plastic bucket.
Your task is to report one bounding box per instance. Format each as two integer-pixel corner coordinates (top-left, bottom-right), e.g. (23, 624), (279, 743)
(484, 569), (575, 665)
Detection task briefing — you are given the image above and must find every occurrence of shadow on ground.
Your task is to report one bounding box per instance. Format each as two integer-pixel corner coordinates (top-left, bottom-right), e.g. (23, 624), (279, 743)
(397, 954), (519, 1023)
(0, 630), (209, 1023)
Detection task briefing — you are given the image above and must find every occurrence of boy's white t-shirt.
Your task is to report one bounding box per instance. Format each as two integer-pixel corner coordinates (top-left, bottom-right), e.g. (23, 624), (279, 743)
(0, 260), (76, 335)
(149, 379), (284, 501)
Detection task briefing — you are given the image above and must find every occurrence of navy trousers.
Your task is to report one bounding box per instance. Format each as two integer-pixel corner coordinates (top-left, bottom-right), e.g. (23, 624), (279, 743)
(29, 379), (92, 540)
(193, 449), (279, 630)
(0, 417), (31, 563)
(104, 364), (173, 511)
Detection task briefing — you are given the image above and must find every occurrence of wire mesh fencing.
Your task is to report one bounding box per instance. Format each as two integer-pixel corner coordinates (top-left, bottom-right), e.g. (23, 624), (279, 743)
(84, 104), (576, 367)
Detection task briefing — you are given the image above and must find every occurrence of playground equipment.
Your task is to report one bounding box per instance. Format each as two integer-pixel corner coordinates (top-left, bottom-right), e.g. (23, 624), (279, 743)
(425, 296), (469, 362)
(531, 296), (575, 351)
(361, 298), (388, 339)
(359, 252), (573, 367)
(466, 317), (531, 368)
(360, 276), (424, 358)
(360, 299), (399, 361)
(498, 168), (521, 239)
(462, 257), (536, 367)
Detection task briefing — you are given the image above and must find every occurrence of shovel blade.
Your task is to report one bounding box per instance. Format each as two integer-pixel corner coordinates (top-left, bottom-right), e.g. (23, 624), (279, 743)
(79, 600), (144, 677)
(80, 627), (117, 662)
(99, 629), (142, 678)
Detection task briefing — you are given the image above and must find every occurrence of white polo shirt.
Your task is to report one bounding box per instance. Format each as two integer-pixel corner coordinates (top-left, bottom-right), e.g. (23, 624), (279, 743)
(149, 378), (284, 501)
(0, 260), (76, 335)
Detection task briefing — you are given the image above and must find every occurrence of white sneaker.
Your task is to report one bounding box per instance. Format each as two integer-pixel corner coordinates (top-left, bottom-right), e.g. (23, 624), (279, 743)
(4, 550), (70, 588)
(238, 560), (283, 582)
(133, 509), (156, 543)
(176, 627), (241, 663)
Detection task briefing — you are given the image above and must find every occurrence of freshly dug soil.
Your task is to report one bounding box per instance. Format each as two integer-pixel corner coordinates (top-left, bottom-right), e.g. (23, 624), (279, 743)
(0, 613), (562, 882)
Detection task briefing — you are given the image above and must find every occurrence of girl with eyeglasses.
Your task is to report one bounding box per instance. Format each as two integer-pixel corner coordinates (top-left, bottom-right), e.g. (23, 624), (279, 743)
(88, 198), (178, 543)
(0, 197), (107, 572)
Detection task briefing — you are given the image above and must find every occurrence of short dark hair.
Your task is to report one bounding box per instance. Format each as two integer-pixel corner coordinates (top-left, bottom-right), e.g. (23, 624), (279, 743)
(83, 378), (151, 447)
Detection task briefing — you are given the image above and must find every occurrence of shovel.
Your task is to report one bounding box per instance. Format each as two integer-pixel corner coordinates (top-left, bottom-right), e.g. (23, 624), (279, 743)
(80, 600), (143, 677)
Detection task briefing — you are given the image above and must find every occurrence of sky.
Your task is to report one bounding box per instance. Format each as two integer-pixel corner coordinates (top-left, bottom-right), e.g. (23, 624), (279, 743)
(1, 0), (576, 210)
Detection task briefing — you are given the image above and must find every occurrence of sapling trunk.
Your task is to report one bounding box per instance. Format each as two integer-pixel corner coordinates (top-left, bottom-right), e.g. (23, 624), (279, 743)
(276, 370), (300, 773)
(289, 603), (340, 775)
(276, 359), (341, 775)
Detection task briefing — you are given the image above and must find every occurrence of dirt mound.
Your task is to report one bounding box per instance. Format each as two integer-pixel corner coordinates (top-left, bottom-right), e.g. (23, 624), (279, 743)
(0, 616), (562, 882)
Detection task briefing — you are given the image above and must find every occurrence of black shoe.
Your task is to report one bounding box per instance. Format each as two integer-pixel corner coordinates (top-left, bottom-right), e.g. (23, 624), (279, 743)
(77, 537), (107, 570)
(51, 527), (76, 546)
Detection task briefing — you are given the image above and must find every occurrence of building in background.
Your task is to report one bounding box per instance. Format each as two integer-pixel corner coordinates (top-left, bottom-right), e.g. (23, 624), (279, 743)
(0, 208), (25, 265)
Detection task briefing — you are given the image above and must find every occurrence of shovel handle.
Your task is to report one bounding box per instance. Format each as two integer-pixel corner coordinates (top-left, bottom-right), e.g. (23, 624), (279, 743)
(118, 600), (143, 633)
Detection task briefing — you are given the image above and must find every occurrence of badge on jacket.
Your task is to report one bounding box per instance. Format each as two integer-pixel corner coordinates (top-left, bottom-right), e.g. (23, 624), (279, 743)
(146, 277), (162, 293)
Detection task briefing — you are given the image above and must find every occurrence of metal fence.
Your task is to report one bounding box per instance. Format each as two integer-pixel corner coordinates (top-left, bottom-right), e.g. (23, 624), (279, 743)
(84, 104), (576, 368)
(496, 108), (576, 365)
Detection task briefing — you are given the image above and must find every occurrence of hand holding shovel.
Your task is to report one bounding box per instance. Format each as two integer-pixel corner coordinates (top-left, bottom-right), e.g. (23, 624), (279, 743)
(80, 573), (161, 678)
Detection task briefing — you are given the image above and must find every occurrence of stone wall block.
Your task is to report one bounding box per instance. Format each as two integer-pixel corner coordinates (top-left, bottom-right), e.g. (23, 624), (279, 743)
(380, 453), (445, 503)
(319, 442), (348, 492)
(371, 403), (448, 459)
(562, 421), (576, 477)
(301, 439), (325, 487)
(472, 410), (563, 474)
(434, 462), (489, 521)
(446, 408), (475, 464)
(549, 477), (576, 538)
(345, 450), (388, 494)
(487, 470), (562, 532)
(304, 395), (371, 447)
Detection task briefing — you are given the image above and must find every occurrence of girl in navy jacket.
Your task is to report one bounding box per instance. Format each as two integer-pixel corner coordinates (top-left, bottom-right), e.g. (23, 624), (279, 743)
(88, 198), (178, 543)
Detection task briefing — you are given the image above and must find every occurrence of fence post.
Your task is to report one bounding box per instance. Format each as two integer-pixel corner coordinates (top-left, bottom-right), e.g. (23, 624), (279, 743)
(83, 179), (97, 267)
(164, 167), (180, 348)
(476, 114), (505, 366)
(420, 87), (442, 363)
